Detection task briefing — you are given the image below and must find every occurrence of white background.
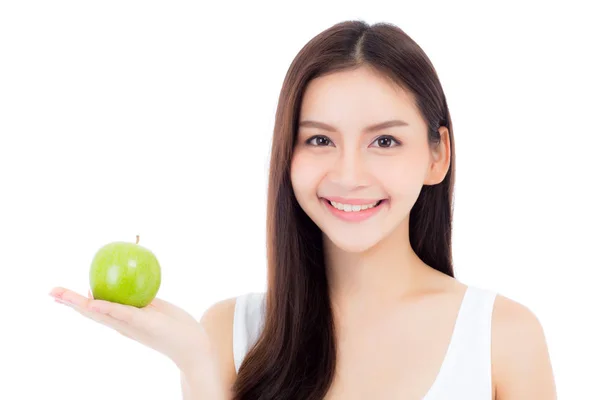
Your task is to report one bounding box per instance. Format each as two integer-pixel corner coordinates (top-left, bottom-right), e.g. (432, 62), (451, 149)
(1, 1), (598, 399)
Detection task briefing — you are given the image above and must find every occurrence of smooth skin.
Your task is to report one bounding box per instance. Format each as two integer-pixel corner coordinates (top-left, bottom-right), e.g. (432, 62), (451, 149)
(50, 66), (556, 399)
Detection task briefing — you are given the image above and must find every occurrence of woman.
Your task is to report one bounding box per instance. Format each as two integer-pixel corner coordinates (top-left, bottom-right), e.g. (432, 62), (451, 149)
(50, 20), (556, 399)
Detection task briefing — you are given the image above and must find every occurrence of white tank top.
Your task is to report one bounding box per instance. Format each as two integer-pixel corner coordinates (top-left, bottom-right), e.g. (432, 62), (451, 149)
(233, 285), (498, 399)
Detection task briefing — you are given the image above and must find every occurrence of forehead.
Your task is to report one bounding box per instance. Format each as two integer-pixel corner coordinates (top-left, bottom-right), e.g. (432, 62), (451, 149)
(299, 67), (422, 128)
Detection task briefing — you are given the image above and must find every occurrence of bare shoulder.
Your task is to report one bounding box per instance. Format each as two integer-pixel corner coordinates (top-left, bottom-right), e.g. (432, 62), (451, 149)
(491, 294), (557, 399)
(200, 296), (237, 334)
(198, 297), (238, 384)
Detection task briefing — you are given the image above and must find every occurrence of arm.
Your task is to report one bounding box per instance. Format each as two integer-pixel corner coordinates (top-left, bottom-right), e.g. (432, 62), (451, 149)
(181, 297), (237, 400)
(492, 295), (557, 399)
(181, 366), (229, 400)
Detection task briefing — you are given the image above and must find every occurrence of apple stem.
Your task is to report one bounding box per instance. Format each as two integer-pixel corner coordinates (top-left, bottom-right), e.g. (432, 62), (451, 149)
(136, 235), (139, 245)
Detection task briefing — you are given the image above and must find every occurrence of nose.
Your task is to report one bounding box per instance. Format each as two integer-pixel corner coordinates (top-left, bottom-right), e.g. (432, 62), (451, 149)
(328, 149), (370, 189)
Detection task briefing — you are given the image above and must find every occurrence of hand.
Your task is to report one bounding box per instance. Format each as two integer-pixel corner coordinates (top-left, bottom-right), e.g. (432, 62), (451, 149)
(49, 287), (217, 373)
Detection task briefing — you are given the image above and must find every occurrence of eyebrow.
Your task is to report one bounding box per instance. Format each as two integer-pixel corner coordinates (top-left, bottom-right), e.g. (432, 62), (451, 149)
(298, 119), (409, 133)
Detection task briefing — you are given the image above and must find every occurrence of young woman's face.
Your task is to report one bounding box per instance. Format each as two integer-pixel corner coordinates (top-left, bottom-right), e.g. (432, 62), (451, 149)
(291, 66), (449, 253)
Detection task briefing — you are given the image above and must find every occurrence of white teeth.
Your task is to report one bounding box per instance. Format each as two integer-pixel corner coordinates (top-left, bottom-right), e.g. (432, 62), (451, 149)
(330, 200), (380, 212)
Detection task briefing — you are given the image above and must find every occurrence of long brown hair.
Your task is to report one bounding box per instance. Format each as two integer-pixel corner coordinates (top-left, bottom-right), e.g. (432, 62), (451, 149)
(233, 19), (456, 399)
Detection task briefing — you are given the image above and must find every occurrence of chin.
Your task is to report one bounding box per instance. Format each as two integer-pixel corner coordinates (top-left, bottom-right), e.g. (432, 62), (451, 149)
(324, 233), (383, 254)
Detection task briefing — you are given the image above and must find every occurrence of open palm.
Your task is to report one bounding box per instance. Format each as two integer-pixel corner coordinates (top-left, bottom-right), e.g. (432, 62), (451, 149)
(49, 287), (213, 372)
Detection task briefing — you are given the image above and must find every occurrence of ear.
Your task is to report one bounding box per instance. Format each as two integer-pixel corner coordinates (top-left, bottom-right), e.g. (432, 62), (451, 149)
(424, 126), (451, 186)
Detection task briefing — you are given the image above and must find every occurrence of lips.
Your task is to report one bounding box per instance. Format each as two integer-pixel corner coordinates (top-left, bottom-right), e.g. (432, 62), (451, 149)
(322, 198), (387, 222)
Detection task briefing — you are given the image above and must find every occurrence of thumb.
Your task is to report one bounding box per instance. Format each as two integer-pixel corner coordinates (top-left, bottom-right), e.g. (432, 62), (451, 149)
(150, 298), (197, 322)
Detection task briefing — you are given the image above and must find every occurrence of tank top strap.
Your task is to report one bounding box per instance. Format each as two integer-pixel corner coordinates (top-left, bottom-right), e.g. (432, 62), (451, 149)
(449, 285), (498, 360)
(425, 285), (498, 399)
(233, 292), (266, 372)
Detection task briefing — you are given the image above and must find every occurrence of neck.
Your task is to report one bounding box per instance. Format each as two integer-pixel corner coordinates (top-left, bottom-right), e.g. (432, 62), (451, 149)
(324, 218), (430, 313)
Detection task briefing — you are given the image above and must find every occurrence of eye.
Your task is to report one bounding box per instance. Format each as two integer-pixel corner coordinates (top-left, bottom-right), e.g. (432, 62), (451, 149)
(371, 135), (401, 148)
(306, 135), (333, 147)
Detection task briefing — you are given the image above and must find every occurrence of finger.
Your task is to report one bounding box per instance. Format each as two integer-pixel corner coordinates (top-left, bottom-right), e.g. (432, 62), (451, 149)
(86, 299), (141, 326)
(50, 287), (90, 308)
(52, 287), (138, 326)
(74, 306), (136, 339)
(61, 300), (135, 338)
(52, 296), (135, 339)
(88, 289), (93, 299)
(52, 288), (133, 322)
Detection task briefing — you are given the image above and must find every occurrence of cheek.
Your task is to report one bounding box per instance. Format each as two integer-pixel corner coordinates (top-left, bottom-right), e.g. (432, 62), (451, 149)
(290, 153), (323, 199)
(378, 157), (428, 197)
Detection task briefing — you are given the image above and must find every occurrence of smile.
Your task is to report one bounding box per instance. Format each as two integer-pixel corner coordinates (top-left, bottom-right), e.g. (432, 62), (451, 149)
(321, 198), (386, 222)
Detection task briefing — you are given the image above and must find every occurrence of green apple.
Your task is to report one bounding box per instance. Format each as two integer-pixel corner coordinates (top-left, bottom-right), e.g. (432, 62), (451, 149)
(89, 235), (161, 308)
